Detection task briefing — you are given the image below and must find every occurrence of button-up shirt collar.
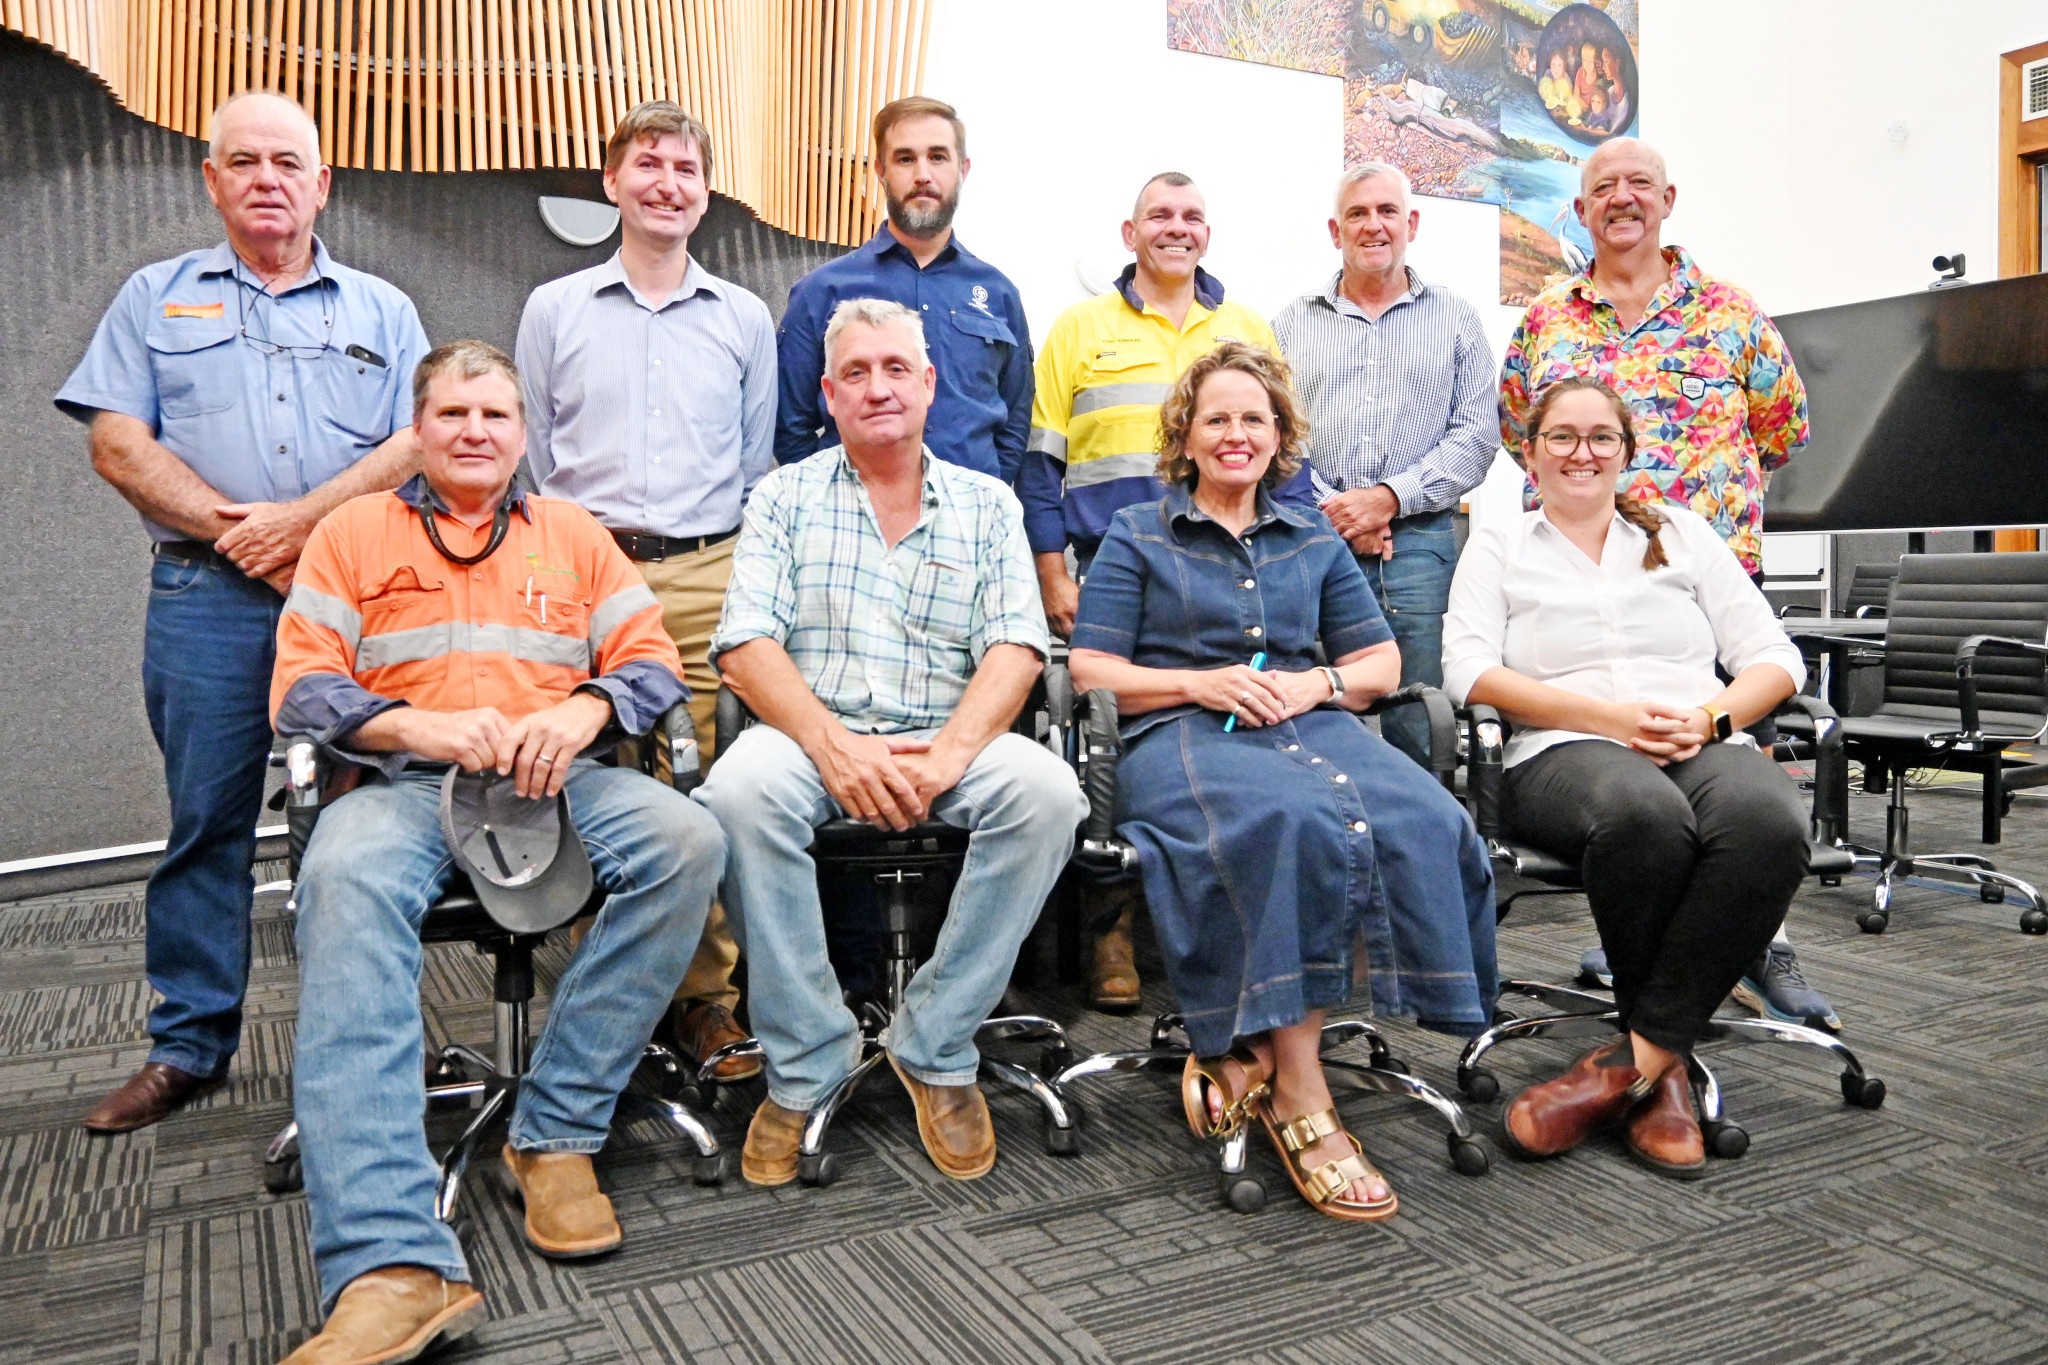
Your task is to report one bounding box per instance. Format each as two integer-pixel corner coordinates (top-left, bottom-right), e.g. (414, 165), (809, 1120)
(1320, 265), (1425, 321)
(393, 471), (534, 522)
(1163, 480), (1307, 542)
(194, 235), (342, 297)
(1562, 246), (1700, 334)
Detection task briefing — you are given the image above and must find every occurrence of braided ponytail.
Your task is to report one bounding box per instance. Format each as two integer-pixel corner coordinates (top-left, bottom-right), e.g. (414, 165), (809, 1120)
(1613, 494), (1669, 571)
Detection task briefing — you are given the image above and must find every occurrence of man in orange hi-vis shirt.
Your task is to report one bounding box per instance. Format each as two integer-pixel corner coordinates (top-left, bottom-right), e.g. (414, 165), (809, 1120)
(271, 340), (726, 1365)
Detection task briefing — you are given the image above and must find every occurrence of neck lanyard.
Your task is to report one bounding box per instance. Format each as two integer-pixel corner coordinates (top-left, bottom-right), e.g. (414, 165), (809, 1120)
(418, 497), (512, 566)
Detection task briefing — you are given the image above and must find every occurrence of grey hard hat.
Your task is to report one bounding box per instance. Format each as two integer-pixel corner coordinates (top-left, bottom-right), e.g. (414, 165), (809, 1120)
(438, 769), (593, 933)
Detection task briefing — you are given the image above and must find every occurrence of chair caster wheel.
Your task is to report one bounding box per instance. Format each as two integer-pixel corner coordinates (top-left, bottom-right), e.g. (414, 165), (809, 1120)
(1857, 911), (1889, 934)
(262, 1154), (303, 1195)
(1980, 884), (2006, 904)
(798, 1151), (839, 1187)
(1840, 1073), (1886, 1109)
(2020, 909), (2048, 935)
(1448, 1135), (1492, 1176)
(693, 1152), (726, 1186)
(1046, 1124), (1080, 1157)
(1705, 1120), (1749, 1159)
(1039, 1044), (1075, 1078)
(1460, 1068), (1499, 1103)
(1224, 1175), (1266, 1213)
(1373, 1054), (1411, 1076)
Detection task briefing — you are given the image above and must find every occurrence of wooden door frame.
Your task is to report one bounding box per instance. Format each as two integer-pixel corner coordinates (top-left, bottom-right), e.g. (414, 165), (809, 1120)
(1999, 39), (2048, 279)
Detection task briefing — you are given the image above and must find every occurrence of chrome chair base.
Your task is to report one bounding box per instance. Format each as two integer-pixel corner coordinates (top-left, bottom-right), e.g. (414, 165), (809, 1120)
(1857, 845), (2047, 935)
(261, 1040), (727, 1213)
(1050, 1012), (1492, 1214)
(1454, 980), (1888, 1144)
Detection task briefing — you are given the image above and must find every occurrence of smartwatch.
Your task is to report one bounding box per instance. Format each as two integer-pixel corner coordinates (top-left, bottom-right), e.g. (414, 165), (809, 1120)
(1318, 665), (1346, 701)
(1701, 704), (1733, 742)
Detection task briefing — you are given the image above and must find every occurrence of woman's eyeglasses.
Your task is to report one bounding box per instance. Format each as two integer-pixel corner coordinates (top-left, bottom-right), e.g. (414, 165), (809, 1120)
(1536, 429), (1624, 456)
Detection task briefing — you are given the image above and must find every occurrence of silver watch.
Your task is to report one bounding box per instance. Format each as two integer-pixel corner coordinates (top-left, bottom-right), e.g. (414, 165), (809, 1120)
(1319, 665), (1346, 700)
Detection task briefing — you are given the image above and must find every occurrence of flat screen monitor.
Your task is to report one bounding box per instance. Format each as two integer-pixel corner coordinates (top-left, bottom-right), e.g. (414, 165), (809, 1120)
(1763, 271), (2048, 532)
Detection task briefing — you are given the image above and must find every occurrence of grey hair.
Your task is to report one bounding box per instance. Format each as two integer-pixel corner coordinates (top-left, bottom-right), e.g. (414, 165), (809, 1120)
(1132, 170), (1198, 221)
(1335, 162), (1411, 215)
(413, 340), (524, 421)
(207, 90), (323, 166)
(823, 297), (929, 371)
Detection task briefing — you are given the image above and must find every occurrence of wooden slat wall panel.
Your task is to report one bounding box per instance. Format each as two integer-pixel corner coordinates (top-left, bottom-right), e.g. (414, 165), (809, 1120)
(6, 0), (924, 243)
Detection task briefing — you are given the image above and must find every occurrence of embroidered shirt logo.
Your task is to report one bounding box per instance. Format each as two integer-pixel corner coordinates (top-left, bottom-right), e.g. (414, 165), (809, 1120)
(1679, 375), (1706, 400)
(163, 302), (225, 319)
(969, 284), (993, 316)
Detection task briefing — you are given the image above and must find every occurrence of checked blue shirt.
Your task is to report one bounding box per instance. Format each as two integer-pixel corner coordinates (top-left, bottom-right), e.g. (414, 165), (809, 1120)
(710, 445), (1049, 733)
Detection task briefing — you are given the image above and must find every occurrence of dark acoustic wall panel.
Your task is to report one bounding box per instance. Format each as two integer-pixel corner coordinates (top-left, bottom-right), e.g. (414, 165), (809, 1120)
(0, 33), (845, 860)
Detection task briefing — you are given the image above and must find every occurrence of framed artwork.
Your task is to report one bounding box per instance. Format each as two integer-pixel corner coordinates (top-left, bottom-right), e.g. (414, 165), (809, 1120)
(1167, 0), (1349, 76)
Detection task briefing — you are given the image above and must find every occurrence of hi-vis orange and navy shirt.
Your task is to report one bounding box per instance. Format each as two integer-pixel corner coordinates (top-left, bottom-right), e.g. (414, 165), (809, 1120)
(272, 474), (686, 770)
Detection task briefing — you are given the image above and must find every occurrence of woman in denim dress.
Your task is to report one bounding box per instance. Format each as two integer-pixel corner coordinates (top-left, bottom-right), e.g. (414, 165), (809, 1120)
(1069, 342), (1496, 1220)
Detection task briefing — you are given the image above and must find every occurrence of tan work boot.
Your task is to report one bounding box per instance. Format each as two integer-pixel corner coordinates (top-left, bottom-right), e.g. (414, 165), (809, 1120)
(278, 1265), (484, 1364)
(887, 1052), (996, 1180)
(1089, 900), (1141, 1013)
(742, 1098), (808, 1186)
(500, 1147), (622, 1259)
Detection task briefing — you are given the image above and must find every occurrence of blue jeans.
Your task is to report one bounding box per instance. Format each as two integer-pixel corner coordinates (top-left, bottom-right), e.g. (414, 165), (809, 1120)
(695, 727), (1084, 1111)
(141, 552), (283, 1076)
(1358, 510), (1459, 771)
(292, 764), (724, 1311)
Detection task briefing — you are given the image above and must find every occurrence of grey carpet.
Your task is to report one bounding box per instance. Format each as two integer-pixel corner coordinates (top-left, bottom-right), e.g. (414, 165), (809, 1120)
(2, 778), (2046, 1364)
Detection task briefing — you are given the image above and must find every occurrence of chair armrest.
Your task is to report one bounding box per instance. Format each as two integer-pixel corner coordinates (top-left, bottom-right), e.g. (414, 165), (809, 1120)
(655, 703), (703, 795)
(1071, 688), (1137, 880)
(714, 684), (750, 758)
(1364, 683), (1459, 784)
(1042, 662), (1074, 763)
(1459, 705), (1507, 840)
(274, 737), (332, 878)
(1775, 693), (1847, 843)
(1778, 603), (1822, 618)
(1954, 635), (2048, 735)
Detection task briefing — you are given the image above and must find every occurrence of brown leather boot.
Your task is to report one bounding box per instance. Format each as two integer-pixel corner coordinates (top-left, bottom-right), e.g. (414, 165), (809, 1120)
(500, 1147), (622, 1259)
(672, 1000), (763, 1081)
(1623, 1063), (1707, 1178)
(741, 1098), (807, 1187)
(278, 1266), (484, 1364)
(82, 1062), (224, 1133)
(1500, 1037), (1653, 1160)
(1089, 901), (1141, 1013)
(887, 1052), (996, 1180)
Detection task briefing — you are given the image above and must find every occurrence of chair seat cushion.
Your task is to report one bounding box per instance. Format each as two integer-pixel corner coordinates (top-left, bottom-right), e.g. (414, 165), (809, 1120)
(1498, 840), (1852, 887)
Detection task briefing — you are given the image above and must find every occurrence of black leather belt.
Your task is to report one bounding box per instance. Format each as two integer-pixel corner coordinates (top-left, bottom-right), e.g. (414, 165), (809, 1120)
(154, 539), (241, 573)
(611, 526), (740, 562)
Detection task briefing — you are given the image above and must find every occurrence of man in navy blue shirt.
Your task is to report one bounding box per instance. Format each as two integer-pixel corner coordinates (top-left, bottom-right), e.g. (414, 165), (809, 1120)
(775, 97), (1032, 481)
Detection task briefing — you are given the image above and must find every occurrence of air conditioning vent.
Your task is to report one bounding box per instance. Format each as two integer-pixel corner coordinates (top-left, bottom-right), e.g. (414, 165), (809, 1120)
(2026, 57), (2048, 121)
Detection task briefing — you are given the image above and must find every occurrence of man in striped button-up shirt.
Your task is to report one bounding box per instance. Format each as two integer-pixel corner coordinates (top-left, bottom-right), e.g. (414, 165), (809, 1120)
(1273, 163), (1498, 770)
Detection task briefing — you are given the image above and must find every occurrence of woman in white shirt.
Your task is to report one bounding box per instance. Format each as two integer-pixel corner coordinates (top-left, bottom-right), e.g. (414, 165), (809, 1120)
(1442, 376), (1808, 1180)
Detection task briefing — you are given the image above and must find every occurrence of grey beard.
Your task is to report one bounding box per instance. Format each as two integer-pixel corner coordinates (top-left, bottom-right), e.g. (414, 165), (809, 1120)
(887, 191), (958, 237)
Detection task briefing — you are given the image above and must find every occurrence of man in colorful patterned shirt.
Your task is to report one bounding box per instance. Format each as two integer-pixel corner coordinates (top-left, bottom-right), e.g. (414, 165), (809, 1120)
(1498, 137), (1837, 1034)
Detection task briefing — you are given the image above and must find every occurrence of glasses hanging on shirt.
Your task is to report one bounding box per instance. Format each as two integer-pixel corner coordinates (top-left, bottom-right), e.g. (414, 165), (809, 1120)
(232, 262), (337, 360)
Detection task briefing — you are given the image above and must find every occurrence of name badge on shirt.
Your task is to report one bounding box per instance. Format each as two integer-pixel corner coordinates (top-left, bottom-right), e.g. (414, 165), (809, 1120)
(163, 302), (226, 319)
(1679, 375), (1706, 400)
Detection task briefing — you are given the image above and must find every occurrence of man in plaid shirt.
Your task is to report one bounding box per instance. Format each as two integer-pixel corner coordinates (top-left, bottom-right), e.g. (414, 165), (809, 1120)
(696, 298), (1084, 1187)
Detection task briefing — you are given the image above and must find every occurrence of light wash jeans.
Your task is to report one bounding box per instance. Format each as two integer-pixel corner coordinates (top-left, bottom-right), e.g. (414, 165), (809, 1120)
(695, 727), (1084, 1111)
(291, 764), (724, 1312)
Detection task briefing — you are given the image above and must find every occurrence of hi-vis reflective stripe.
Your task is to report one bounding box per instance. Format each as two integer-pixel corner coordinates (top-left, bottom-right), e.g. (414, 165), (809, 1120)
(1072, 381), (1171, 418)
(356, 620), (594, 672)
(588, 583), (659, 652)
(1027, 427), (1067, 460)
(1064, 451), (1159, 490)
(282, 585), (363, 650)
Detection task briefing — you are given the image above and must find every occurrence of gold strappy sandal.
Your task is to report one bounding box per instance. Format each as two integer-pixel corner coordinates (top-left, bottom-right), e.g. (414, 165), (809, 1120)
(1256, 1100), (1399, 1222)
(1180, 1048), (1272, 1139)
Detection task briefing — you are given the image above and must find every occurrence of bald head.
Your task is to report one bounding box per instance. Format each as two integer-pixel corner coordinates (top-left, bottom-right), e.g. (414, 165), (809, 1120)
(1580, 137), (1665, 195)
(208, 91), (322, 167)
(1574, 136), (1674, 265)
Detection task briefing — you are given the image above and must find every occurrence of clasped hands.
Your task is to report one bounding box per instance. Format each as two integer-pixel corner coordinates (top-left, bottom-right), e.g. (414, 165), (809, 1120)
(1189, 663), (1334, 729)
(809, 727), (970, 833)
(1320, 486), (1399, 561)
(1604, 701), (1712, 766)
(387, 693), (613, 798)
(215, 498), (319, 595)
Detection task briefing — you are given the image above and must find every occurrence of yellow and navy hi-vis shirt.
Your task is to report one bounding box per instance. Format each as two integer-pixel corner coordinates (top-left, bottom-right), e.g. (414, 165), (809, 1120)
(1016, 264), (1310, 558)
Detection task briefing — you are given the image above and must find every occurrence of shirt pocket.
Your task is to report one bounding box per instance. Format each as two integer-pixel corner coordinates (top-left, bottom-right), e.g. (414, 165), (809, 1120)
(905, 557), (974, 647)
(1653, 351), (1740, 420)
(356, 566), (451, 677)
(509, 585), (594, 676)
(946, 308), (1015, 391)
(144, 319), (240, 421)
(313, 348), (401, 446)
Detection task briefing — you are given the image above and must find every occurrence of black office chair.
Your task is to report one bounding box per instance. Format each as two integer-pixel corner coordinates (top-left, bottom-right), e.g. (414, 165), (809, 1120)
(258, 705), (727, 1222)
(1046, 677), (1493, 1215)
(706, 683), (1081, 1187)
(1452, 694), (1887, 1157)
(1782, 551), (2048, 934)
(1781, 560), (1898, 621)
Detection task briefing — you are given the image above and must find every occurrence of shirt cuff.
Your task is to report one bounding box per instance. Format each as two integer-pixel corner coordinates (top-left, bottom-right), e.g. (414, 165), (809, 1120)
(1380, 470), (1433, 518)
(577, 661), (689, 739)
(275, 673), (415, 779)
(1023, 508), (1068, 556)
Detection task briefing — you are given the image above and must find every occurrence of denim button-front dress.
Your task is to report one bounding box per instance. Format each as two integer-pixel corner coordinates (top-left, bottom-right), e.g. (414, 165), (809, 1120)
(1071, 484), (1497, 1058)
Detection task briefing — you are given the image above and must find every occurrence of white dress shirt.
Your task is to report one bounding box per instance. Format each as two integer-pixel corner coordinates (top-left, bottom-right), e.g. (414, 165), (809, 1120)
(1442, 503), (1806, 767)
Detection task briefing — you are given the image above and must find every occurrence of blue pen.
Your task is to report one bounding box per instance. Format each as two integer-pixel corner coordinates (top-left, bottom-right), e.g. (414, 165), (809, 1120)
(1223, 651), (1268, 732)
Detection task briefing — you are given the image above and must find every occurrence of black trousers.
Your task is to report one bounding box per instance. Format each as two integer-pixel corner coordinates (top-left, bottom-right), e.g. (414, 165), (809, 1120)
(1502, 739), (1809, 1053)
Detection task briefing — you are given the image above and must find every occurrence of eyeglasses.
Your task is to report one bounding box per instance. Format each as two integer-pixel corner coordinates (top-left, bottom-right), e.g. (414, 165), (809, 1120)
(1536, 429), (1624, 457)
(233, 267), (336, 361)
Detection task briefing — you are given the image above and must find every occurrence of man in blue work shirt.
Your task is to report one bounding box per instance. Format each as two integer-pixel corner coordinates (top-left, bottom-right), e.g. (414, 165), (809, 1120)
(775, 96), (1032, 481)
(56, 90), (429, 1134)
(516, 101), (777, 1081)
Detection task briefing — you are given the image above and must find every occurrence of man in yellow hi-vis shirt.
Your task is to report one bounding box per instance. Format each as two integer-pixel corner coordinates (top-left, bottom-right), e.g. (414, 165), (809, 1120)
(1018, 171), (1314, 1008)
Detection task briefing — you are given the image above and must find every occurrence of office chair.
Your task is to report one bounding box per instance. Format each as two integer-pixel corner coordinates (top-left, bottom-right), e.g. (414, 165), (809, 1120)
(706, 683), (1081, 1187)
(1781, 551), (2048, 933)
(258, 704), (727, 1227)
(1047, 676), (1493, 1215)
(1780, 560), (1898, 621)
(1452, 695), (1887, 1157)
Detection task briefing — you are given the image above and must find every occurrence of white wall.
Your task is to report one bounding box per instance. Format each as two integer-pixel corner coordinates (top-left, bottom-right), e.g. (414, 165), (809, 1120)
(922, 0), (2046, 525)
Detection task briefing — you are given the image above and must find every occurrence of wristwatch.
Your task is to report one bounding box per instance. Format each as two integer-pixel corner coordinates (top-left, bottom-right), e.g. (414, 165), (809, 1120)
(1701, 704), (1733, 742)
(1318, 665), (1346, 700)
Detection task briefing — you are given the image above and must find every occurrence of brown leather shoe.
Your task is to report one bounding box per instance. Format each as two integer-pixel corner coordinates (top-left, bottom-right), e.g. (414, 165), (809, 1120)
(1500, 1038), (1653, 1160)
(741, 1098), (807, 1187)
(1089, 903), (1141, 1013)
(82, 1062), (224, 1133)
(500, 1147), (622, 1259)
(887, 1052), (996, 1180)
(1623, 1063), (1707, 1178)
(672, 1000), (762, 1081)
(277, 1265), (484, 1364)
